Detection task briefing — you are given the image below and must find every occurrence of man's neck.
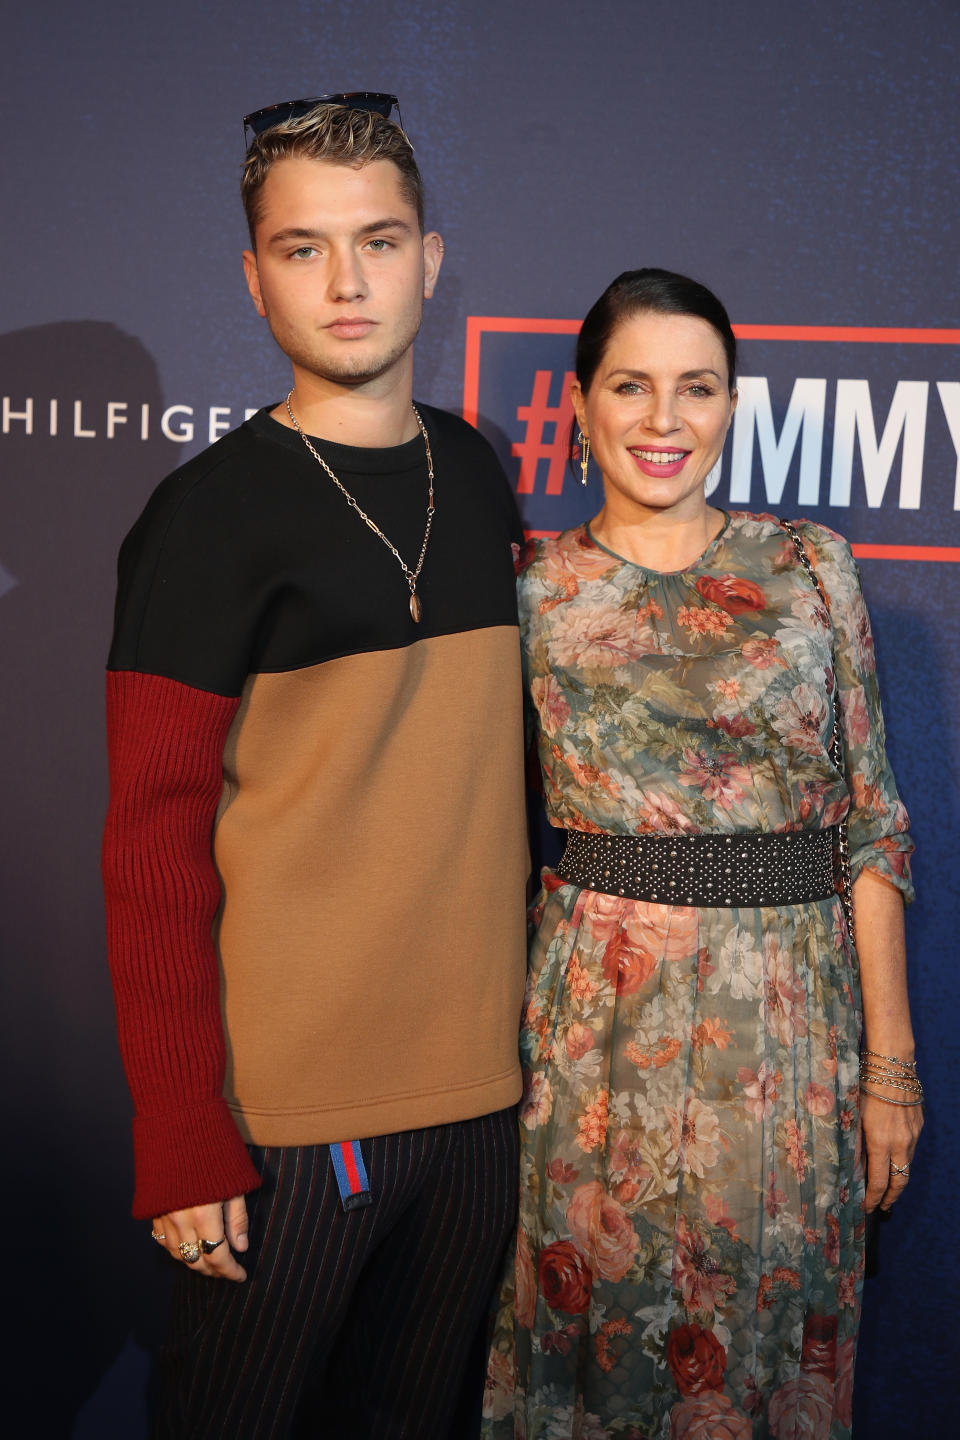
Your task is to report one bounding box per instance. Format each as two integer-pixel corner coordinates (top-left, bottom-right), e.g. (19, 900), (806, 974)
(275, 362), (421, 448)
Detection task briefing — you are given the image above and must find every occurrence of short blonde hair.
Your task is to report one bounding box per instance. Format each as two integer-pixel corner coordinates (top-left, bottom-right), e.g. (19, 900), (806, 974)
(241, 104), (424, 245)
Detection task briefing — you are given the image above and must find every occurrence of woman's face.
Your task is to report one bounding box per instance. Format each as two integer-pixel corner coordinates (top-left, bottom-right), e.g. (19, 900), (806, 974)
(572, 309), (737, 523)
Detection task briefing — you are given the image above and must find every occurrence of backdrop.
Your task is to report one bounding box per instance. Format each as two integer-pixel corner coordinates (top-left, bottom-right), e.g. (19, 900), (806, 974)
(1, 2), (957, 1435)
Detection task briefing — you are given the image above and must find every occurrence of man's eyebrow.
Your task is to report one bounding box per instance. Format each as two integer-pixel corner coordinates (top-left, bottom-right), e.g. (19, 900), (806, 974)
(266, 218), (415, 246)
(356, 217), (415, 237)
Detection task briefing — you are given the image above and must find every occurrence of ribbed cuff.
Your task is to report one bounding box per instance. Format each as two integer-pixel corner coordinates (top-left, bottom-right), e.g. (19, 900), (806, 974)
(131, 1098), (262, 1220)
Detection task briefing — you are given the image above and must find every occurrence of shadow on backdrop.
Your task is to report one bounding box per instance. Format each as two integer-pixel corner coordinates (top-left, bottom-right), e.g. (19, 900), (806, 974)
(0, 322), (181, 1438)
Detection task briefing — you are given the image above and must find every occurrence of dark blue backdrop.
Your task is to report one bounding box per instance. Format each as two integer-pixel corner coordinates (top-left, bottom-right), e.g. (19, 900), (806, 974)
(1, 2), (957, 1434)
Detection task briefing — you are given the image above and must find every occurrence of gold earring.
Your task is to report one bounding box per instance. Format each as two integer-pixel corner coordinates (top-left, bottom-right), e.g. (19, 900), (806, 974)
(578, 431), (590, 486)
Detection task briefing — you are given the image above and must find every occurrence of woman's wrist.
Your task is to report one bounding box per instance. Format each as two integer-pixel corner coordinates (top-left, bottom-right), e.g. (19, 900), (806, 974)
(861, 1028), (915, 1062)
(861, 1041), (916, 1065)
(859, 1045), (923, 1106)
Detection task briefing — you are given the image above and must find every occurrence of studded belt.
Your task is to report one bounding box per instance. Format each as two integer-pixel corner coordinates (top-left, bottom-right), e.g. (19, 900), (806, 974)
(556, 828), (837, 908)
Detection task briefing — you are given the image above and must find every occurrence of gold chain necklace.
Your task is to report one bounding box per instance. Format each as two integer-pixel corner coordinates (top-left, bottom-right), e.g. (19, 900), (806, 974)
(285, 390), (435, 623)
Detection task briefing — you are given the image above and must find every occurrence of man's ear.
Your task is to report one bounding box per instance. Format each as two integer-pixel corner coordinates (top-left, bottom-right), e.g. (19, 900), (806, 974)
(422, 231), (444, 298)
(242, 250), (267, 318)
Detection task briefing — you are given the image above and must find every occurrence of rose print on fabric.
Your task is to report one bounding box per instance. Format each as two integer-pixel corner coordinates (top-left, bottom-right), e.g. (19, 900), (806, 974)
(538, 1241), (593, 1314)
(671, 1392), (753, 1439)
(695, 573), (766, 613)
(667, 1322), (726, 1395)
(565, 1182), (639, 1282)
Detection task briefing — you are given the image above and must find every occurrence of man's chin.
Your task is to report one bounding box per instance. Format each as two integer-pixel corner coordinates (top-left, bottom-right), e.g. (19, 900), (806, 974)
(285, 324), (421, 391)
(291, 354), (401, 389)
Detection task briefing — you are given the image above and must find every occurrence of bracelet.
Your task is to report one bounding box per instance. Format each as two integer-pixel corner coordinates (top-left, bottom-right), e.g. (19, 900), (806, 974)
(859, 1074), (924, 1095)
(861, 1062), (917, 1079)
(859, 1084), (924, 1107)
(861, 1048), (917, 1070)
(859, 1043), (923, 1108)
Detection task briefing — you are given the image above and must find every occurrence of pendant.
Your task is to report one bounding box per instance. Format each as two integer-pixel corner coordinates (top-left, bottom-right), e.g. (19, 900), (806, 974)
(409, 592), (422, 623)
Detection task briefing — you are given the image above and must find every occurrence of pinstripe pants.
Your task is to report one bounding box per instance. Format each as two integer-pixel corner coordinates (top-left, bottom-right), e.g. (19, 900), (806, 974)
(153, 1108), (518, 1439)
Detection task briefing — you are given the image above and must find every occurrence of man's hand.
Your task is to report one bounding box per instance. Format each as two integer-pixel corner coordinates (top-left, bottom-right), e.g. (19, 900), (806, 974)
(151, 1195), (249, 1280)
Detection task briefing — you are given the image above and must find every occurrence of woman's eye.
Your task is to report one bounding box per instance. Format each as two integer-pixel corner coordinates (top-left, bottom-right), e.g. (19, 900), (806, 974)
(615, 381), (643, 395)
(685, 383), (715, 397)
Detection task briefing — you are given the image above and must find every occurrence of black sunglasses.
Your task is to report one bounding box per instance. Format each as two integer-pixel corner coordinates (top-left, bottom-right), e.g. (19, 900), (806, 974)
(243, 92), (403, 147)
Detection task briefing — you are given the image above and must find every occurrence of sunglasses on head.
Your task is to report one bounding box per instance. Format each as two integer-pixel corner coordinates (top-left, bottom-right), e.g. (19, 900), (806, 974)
(243, 92), (403, 147)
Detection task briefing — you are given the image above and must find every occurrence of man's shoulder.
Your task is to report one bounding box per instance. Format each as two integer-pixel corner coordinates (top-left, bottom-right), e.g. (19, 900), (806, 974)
(146, 413), (271, 507)
(120, 413), (282, 559)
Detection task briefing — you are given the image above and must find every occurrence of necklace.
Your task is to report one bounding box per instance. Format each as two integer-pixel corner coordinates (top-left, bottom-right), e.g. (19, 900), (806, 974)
(285, 390), (435, 623)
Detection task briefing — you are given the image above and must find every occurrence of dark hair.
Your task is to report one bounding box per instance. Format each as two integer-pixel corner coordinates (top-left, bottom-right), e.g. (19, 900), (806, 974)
(241, 104), (424, 247)
(575, 268), (737, 394)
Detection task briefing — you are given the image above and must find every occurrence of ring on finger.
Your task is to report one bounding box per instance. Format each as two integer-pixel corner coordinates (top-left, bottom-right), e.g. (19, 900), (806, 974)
(890, 1162), (910, 1178)
(151, 1230), (166, 1243)
(178, 1240), (202, 1264)
(199, 1237), (226, 1255)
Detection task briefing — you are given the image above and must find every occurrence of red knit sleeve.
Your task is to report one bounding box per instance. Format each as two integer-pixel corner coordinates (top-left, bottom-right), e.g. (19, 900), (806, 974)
(102, 669), (262, 1219)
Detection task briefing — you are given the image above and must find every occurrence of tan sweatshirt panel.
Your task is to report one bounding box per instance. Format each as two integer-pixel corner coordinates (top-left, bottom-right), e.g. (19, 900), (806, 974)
(213, 624), (529, 1145)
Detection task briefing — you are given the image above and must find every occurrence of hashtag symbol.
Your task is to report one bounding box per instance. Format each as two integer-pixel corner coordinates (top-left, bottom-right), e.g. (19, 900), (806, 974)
(512, 369), (576, 495)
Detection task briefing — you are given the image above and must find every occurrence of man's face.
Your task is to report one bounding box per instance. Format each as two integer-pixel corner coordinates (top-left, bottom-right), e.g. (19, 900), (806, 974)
(242, 157), (442, 392)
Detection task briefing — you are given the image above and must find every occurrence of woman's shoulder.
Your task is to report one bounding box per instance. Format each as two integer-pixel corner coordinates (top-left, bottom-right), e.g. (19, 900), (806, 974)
(516, 522), (624, 584)
(724, 509), (856, 569)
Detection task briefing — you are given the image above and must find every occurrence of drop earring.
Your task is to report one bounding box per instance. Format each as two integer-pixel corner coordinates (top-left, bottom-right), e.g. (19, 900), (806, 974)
(578, 431), (590, 486)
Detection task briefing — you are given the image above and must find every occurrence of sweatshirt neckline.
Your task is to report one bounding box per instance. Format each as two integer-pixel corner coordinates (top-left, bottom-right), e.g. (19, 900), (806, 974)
(248, 405), (432, 476)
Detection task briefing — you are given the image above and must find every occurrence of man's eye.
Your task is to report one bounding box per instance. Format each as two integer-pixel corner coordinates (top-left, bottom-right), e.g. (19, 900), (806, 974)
(292, 246), (317, 260)
(367, 238), (391, 252)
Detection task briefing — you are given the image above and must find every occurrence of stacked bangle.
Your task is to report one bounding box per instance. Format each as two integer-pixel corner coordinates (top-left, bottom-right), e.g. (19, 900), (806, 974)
(859, 1049), (923, 1106)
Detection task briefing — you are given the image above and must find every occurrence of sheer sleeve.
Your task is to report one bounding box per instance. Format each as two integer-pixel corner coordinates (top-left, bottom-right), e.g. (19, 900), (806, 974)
(798, 522), (914, 903)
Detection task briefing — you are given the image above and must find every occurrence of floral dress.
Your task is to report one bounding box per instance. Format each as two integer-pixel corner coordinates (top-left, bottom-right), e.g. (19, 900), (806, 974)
(483, 513), (913, 1440)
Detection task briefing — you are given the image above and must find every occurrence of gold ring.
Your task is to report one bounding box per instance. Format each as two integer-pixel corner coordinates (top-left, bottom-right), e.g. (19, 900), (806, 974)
(178, 1240), (202, 1264)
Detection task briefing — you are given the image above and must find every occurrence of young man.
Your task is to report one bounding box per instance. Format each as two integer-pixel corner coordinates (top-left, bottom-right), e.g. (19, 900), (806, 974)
(102, 96), (528, 1438)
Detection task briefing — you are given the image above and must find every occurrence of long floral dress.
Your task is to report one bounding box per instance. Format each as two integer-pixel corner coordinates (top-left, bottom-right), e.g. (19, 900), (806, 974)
(483, 512), (913, 1440)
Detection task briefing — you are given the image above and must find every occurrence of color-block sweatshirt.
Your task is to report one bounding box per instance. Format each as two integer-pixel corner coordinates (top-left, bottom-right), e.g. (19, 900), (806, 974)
(102, 405), (529, 1220)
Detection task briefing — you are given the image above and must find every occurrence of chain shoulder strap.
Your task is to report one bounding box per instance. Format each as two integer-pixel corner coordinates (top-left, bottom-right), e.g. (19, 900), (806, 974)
(779, 519), (855, 937)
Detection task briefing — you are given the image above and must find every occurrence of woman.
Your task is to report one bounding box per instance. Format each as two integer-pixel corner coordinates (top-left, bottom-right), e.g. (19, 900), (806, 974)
(483, 270), (921, 1439)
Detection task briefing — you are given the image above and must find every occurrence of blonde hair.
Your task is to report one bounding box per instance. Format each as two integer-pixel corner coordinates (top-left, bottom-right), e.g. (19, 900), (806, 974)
(241, 104), (424, 245)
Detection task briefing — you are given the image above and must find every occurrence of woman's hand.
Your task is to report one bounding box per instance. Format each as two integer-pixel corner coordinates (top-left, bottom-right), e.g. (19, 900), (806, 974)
(151, 1195), (249, 1280)
(860, 1091), (923, 1213)
(852, 870), (923, 1212)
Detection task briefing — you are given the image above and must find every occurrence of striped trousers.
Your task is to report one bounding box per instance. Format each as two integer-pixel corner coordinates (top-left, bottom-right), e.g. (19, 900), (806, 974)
(153, 1108), (518, 1439)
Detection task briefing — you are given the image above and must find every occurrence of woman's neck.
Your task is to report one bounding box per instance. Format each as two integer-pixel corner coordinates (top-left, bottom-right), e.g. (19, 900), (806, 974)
(589, 502), (726, 571)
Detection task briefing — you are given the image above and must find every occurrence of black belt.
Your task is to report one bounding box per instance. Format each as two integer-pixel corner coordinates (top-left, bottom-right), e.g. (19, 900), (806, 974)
(557, 828), (837, 908)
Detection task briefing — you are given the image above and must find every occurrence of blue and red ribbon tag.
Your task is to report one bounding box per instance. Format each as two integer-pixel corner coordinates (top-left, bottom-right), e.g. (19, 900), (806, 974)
(329, 1140), (373, 1212)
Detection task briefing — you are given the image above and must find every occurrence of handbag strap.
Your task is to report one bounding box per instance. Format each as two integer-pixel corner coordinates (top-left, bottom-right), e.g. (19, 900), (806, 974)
(779, 520), (855, 935)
